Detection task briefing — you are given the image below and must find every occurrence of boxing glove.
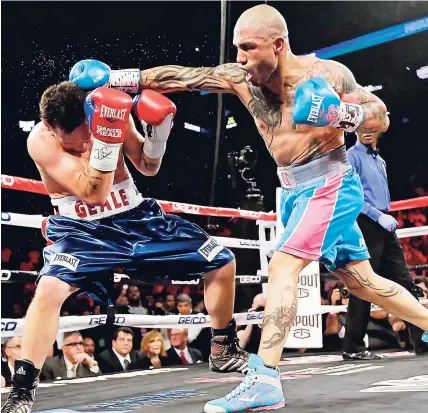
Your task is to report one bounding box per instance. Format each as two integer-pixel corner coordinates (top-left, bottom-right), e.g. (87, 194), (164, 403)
(84, 87), (133, 171)
(70, 59), (140, 94)
(133, 90), (177, 159)
(293, 77), (364, 133)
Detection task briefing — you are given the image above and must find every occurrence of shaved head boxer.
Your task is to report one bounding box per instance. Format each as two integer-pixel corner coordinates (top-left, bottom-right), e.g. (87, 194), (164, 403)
(62, 4), (427, 412)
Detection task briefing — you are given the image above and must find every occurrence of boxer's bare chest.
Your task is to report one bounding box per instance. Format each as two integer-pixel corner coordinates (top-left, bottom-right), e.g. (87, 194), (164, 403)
(41, 141), (130, 198)
(235, 73), (343, 166)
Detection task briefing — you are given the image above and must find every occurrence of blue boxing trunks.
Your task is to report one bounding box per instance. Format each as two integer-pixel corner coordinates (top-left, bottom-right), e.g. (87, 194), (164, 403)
(276, 146), (370, 271)
(39, 178), (234, 298)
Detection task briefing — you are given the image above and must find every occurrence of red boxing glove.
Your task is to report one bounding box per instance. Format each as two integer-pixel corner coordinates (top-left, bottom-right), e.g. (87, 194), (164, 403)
(84, 87), (133, 171)
(85, 87), (133, 144)
(133, 90), (176, 159)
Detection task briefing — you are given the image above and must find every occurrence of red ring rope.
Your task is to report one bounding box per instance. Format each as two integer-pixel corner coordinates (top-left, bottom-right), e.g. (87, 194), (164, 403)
(2, 174), (428, 221)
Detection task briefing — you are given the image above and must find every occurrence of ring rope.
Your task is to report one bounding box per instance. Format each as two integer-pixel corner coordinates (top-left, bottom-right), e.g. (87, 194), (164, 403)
(2, 299), (427, 338)
(3, 174), (428, 220)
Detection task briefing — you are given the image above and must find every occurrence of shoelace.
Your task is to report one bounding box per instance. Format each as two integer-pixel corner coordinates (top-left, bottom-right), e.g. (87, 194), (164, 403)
(225, 370), (256, 400)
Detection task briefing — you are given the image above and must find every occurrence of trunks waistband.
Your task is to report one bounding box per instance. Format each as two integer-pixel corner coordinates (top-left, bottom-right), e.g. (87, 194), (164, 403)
(51, 178), (143, 221)
(277, 146), (351, 189)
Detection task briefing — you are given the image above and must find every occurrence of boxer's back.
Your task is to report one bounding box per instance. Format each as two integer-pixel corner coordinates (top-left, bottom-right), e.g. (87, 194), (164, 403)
(233, 56), (344, 167)
(28, 122), (130, 200)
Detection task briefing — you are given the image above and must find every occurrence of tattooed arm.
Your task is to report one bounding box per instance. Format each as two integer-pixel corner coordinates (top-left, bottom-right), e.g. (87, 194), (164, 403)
(311, 60), (390, 133)
(139, 63), (246, 94)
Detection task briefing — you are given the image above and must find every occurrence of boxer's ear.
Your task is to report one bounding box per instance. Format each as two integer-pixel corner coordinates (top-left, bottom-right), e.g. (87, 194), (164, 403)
(273, 37), (286, 54)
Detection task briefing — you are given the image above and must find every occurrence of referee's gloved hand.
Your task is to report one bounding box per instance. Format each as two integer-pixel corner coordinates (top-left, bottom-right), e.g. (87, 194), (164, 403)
(377, 213), (398, 232)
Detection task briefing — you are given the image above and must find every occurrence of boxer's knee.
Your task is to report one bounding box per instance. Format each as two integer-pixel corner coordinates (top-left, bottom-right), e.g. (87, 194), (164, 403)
(205, 256), (235, 283)
(268, 251), (309, 282)
(33, 276), (77, 309)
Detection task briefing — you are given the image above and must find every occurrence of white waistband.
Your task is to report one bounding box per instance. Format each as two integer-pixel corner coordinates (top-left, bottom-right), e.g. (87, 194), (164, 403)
(277, 146), (350, 189)
(51, 178), (143, 221)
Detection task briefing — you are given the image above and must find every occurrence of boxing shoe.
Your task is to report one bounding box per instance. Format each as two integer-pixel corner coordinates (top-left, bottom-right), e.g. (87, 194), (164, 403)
(204, 354), (285, 412)
(209, 319), (249, 373)
(1, 359), (40, 413)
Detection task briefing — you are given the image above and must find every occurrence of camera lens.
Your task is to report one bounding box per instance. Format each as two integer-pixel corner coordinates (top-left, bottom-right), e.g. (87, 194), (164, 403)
(340, 286), (350, 299)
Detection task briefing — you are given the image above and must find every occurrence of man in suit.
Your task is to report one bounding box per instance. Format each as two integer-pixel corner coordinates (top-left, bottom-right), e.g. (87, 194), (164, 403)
(97, 327), (150, 373)
(40, 331), (99, 381)
(83, 337), (96, 358)
(1, 337), (22, 387)
(166, 328), (203, 365)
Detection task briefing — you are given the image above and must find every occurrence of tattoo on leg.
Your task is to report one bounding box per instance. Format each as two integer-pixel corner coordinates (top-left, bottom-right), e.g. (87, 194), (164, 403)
(261, 286), (298, 349)
(336, 265), (404, 298)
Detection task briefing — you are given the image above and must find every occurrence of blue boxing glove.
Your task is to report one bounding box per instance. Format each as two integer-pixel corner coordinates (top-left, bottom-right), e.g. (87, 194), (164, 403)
(292, 77), (364, 133)
(69, 59), (111, 90)
(377, 213), (398, 232)
(69, 59), (141, 94)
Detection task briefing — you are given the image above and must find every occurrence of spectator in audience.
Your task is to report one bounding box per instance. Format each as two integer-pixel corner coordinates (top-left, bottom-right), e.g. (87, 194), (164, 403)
(93, 305), (102, 315)
(41, 331), (99, 381)
(97, 327), (149, 373)
(408, 209), (427, 227)
(403, 242), (427, 266)
(84, 337), (96, 358)
(237, 293), (266, 354)
(165, 294), (177, 315)
(12, 303), (25, 318)
(1, 248), (12, 264)
(146, 294), (166, 316)
(28, 251), (41, 266)
(140, 330), (169, 368)
(1, 337), (22, 387)
(166, 329), (203, 365)
(117, 285), (148, 349)
(175, 293), (206, 345)
(176, 293), (197, 316)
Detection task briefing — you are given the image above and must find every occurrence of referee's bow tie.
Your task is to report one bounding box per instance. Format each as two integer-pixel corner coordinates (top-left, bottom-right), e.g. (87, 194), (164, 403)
(367, 147), (379, 156)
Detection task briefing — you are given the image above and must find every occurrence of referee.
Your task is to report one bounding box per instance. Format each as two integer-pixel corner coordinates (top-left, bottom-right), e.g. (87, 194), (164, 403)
(343, 132), (427, 359)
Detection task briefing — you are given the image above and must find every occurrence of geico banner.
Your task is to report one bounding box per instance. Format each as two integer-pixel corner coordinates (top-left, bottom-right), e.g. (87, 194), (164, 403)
(285, 313), (323, 348)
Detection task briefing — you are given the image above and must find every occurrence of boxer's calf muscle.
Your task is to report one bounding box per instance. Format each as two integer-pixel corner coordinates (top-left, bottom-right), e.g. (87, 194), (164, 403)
(260, 286), (298, 350)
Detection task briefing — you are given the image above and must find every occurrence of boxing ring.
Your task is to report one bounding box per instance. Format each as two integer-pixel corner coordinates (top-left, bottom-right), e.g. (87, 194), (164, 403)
(2, 174), (428, 412)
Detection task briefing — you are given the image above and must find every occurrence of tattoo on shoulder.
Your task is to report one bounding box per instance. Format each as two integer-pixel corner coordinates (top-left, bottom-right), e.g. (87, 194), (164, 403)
(307, 60), (357, 94)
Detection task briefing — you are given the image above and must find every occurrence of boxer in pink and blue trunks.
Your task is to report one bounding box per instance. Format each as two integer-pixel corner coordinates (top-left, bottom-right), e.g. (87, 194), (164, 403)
(65, 5), (428, 411)
(276, 148), (369, 271)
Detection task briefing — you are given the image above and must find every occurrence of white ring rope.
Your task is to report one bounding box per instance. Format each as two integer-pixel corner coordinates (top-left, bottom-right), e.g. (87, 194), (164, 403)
(3, 299), (428, 338)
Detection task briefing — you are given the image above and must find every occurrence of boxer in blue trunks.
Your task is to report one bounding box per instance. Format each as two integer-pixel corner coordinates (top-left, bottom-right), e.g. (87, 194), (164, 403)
(2, 84), (249, 413)
(65, 5), (428, 412)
